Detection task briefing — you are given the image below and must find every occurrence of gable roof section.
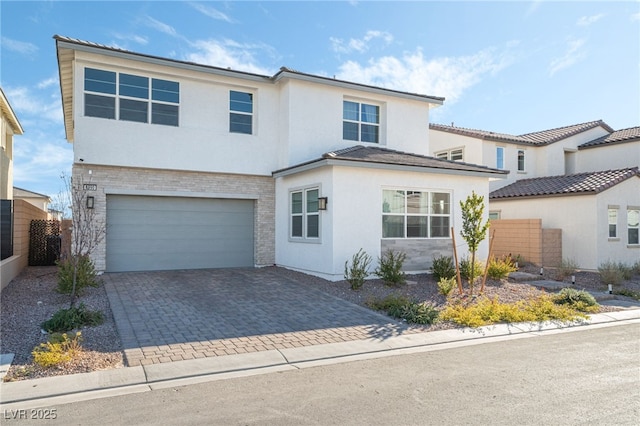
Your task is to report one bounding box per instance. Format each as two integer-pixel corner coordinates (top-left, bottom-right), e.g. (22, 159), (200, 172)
(273, 145), (507, 178)
(55, 35), (444, 142)
(0, 87), (24, 135)
(579, 126), (640, 149)
(430, 120), (614, 146)
(489, 167), (639, 200)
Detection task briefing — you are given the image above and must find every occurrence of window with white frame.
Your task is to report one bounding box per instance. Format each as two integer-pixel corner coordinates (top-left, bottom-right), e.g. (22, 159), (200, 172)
(435, 148), (464, 162)
(628, 209), (639, 245)
(382, 190), (450, 238)
(496, 146), (505, 169)
(608, 208), (618, 238)
(517, 149), (525, 172)
(84, 67), (179, 126)
(343, 100), (379, 143)
(229, 90), (253, 134)
(290, 188), (320, 240)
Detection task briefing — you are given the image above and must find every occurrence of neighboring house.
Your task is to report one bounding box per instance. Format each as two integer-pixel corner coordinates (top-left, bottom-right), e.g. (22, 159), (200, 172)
(13, 187), (51, 213)
(430, 121), (640, 270)
(55, 35), (506, 280)
(1, 87), (25, 289)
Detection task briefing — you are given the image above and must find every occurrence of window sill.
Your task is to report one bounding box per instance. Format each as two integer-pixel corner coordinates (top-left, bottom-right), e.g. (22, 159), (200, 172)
(288, 237), (322, 244)
(608, 238), (620, 242)
(627, 244), (640, 248)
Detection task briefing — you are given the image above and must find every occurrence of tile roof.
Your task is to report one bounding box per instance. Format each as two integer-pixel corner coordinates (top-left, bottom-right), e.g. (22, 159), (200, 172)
(430, 120), (614, 146)
(579, 126), (640, 148)
(489, 167), (639, 200)
(273, 145), (507, 176)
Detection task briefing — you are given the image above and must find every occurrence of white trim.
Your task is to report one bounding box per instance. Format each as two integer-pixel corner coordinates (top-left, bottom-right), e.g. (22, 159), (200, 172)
(103, 188), (259, 199)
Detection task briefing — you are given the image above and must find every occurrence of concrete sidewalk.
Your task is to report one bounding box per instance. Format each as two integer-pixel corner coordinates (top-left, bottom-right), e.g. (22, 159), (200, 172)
(2, 309), (639, 411)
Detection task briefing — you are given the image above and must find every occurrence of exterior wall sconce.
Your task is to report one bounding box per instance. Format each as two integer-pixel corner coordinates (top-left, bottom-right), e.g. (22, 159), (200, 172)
(318, 197), (328, 210)
(86, 196), (95, 209)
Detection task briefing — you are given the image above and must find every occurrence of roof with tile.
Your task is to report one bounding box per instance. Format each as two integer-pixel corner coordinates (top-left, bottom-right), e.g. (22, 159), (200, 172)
(579, 126), (640, 148)
(489, 167), (639, 200)
(273, 145), (507, 177)
(430, 120), (614, 146)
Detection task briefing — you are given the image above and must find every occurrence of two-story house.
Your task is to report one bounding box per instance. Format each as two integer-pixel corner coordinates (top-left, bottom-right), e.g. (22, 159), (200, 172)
(55, 35), (506, 280)
(429, 121), (640, 270)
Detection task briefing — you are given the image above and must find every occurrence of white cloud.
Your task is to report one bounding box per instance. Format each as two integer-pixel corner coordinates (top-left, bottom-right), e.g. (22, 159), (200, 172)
(185, 39), (275, 75)
(549, 38), (587, 76)
(1, 36), (38, 56)
(112, 33), (149, 46)
(189, 2), (234, 23)
(577, 14), (604, 27)
(5, 86), (61, 123)
(631, 12), (640, 22)
(144, 15), (179, 38)
(336, 47), (513, 104)
(330, 30), (394, 54)
(13, 136), (72, 197)
(37, 76), (58, 90)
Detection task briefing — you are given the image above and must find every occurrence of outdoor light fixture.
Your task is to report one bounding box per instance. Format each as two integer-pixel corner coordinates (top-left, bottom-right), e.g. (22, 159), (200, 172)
(86, 196), (95, 209)
(318, 197), (328, 210)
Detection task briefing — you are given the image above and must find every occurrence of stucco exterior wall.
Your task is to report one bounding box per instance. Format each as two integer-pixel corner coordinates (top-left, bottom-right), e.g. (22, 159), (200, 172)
(73, 164), (275, 271)
(578, 142), (640, 173)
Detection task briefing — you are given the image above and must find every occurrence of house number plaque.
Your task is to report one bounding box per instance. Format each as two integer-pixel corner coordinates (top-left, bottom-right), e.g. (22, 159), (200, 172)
(83, 184), (97, 191)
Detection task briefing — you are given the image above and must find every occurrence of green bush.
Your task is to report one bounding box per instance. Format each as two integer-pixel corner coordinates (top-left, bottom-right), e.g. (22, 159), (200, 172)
(41, 303), (104, 333)
(598, 261), (625, 286)
(459, 256), (484, 282)
(375, 249), (407, 286)
(431, 255), (456, 281)
(555, 258), (578, 280)
(613, 288), (640, 301)
(553, 288), (598, 312)
(56, 255), (100, 295)
(487, 255), (517, 280)
(437, 277), (456, 296)
(632, 260), (640, 275)
(344, 249), (372, 290)
(367, 295), (438, 325)
(32, 332), (83, 368)
(620, 263), (634, 280)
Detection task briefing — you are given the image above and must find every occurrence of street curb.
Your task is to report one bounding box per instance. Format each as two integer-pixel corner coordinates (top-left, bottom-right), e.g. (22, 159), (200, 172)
(1, 309), (639, 410)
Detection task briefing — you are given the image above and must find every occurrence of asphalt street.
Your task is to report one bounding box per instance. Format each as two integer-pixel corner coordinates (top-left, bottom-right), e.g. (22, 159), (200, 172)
(3, 322), (638, 425)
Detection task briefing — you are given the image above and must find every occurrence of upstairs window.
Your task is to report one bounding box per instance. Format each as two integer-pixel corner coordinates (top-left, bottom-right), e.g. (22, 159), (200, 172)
(496, 146), (505, 169)
(608, 208), (618, 238)
(517, 150), (525, 172)
(290, 187), (320, 240)
(343, 100), (379, 143)
(628, 209), (639, 245)
(230, 90), (253, 134)
(382, 190), (450, 239)
(84, 67), (179, 126)
(435, 148), (464, 162)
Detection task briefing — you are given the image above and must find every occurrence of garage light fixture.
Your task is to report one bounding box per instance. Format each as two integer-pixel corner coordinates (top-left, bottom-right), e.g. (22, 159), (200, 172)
(318, 197), (328, 210)
(86, 196), (95, 209)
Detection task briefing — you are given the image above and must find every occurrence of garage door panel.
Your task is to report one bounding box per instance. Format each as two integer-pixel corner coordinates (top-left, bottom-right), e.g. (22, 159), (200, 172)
(106, 195), (254, 272)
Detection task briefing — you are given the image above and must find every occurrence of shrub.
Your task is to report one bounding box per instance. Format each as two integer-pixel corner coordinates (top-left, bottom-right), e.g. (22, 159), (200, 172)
(375, 249), (407, 286)
(437, 277), (456, 296)
(613, 288), (640, 301)
(598, 261), (625, 286)
(459, 256), (484, 282)
(553, 288), (598, 312)
(440, 295), (588, 328)
(555, 258), (578, 280)
(367, 295), (438, 325)
(56, 255), (100, 295)
(344, 249), (372, 290)
(619, 263), (634, 280)
(32, 332), (83, 368)
(632, 260), (640, 275)
(41, 303), (104, 333)
(487, 255), (517, 280)
(431, 255), (456, 281)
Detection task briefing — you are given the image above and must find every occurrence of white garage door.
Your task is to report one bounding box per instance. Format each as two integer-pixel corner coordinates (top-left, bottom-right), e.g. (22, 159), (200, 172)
(106, 195), (254, 272)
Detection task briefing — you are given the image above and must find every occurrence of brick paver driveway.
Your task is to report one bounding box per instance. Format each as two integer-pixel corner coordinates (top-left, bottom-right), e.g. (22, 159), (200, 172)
(103, 267), (416, 366)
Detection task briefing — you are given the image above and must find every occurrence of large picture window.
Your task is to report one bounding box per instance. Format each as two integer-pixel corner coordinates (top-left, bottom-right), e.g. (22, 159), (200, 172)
(290, 188), (320, 240)
(343, 100), (379, 143)
(84, 67), (179, 126)
(230, 90), (253, 134)
(382, 190), (451, 238)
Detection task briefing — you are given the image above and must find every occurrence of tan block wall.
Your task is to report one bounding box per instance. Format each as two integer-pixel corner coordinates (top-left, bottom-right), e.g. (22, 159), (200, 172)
(73, 164), (275, 271)
(489, 219), (560, 267)
(1, 199), (49, 290)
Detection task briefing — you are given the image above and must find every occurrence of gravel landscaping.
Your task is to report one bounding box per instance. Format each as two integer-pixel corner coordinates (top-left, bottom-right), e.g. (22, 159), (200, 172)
(1, 263), (638, 382)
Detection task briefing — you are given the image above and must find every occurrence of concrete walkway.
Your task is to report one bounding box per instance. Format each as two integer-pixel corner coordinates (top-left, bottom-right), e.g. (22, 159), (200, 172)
(2, 309), (638, 411)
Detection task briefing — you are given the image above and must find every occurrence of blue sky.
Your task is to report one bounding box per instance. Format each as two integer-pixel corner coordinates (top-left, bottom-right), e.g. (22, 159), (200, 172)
(1, 1), (639, 199)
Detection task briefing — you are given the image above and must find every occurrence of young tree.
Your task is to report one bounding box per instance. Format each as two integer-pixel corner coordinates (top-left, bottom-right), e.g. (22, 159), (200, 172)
(57, 172), (105, 307)
(459, 191), (490, 295)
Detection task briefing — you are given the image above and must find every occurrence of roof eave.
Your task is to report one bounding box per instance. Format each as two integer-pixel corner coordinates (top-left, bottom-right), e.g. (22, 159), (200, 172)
(0, 87), (24, 135)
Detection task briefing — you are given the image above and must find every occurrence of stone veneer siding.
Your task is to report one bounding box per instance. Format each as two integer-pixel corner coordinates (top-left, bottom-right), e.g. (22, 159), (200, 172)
(73, 164), (275, 272)
(381, 238), (454, 272)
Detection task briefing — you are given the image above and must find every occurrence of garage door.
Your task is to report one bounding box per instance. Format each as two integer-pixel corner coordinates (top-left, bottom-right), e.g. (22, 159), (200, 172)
(106, 195), (254, 272)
